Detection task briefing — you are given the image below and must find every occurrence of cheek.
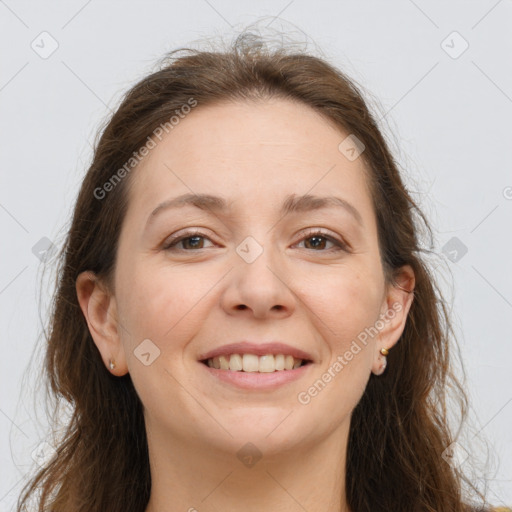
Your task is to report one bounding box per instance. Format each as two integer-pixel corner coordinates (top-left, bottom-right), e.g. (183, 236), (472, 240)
(114, 260), (218, 428)
(114, 258), (213, 351)
(299, 263), (384, 350)
(295, 268), (382, 424)
(116, 262), (194, 348)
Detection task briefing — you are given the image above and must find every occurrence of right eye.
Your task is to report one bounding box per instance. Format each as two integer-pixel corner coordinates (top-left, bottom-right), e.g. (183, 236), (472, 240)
(162, 230), (215, 251)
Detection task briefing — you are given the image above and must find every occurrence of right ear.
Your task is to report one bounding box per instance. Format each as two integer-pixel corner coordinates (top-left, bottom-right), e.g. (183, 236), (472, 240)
(75, 271), (128, 376)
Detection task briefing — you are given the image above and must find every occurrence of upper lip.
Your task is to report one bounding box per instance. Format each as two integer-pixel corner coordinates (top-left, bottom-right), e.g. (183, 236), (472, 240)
(198, 342), (314, 362)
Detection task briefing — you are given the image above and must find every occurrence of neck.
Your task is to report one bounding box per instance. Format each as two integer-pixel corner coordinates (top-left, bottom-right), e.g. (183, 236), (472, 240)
(144, 418), (351, 512)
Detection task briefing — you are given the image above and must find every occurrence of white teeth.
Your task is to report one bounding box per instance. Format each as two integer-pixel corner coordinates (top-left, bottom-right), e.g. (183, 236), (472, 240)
(218, 355), (230, 370)
(242, 354), (259, 372)
(229, 354), (243, 371)
(205, 353), (306, 372)
(258, 355), (275, 373)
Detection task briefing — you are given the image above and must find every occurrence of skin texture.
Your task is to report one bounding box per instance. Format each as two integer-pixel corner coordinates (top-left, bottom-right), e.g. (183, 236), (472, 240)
(76, 98), (415, 512)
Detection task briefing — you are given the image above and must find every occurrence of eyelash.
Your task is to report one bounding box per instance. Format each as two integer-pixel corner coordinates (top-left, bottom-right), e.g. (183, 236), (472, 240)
(162, 228), (349, 253)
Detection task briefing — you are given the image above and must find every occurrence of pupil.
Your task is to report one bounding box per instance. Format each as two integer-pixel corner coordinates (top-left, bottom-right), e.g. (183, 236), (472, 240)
(308, 236), (325, 249)
(185, 236), (202, 249)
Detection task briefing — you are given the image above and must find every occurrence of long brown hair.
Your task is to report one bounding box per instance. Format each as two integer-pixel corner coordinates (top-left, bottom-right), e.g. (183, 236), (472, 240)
(17, 32), (486, 511)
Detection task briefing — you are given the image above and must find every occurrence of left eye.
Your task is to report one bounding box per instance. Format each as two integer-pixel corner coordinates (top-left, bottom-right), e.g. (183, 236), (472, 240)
(295, 232), (345, 251)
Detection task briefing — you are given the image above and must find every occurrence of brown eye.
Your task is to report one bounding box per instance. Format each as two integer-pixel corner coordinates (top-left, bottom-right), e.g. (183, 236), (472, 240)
(163, 231), (215, 251)
(303, 235), (331, 250)
(295, 230), (348, 252)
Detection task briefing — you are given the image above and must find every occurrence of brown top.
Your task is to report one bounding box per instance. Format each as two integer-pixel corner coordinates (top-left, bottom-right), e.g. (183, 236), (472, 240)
(470, 507), (512, 512)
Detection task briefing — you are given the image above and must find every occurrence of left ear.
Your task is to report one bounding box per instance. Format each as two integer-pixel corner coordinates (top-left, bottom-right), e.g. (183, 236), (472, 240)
(371, 265), (415, 375)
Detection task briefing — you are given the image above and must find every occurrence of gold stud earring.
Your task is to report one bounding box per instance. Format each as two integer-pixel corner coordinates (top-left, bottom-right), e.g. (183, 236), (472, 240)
(374, 348), (389, 376)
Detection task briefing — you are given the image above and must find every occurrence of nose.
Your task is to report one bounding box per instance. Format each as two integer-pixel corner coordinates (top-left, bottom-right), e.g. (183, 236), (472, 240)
(220, 242), (296, 320)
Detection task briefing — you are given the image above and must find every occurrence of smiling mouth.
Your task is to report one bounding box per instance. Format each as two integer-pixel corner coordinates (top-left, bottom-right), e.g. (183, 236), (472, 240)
(201, 354), (312, 373)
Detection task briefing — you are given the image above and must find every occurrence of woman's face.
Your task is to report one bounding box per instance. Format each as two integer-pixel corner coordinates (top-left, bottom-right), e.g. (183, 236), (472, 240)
(106, 98), (409, 456)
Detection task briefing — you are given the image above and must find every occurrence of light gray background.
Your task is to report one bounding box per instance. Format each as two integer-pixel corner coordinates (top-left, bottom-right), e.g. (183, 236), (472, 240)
(1, 0), (511, 509)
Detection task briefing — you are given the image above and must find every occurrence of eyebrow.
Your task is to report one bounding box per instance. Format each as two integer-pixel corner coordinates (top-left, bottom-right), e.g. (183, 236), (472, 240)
(146, 192), (363, 227)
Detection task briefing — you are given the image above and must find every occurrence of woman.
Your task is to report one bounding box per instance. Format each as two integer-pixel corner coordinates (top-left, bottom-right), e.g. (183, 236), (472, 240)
(17, 32), (508, 511)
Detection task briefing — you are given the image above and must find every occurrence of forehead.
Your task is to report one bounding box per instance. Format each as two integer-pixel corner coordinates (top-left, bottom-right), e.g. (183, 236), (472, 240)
(126, 98), (374, 221)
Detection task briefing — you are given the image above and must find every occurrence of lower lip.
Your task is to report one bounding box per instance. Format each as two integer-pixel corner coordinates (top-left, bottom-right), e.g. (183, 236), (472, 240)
(200, 362), (312, 390)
